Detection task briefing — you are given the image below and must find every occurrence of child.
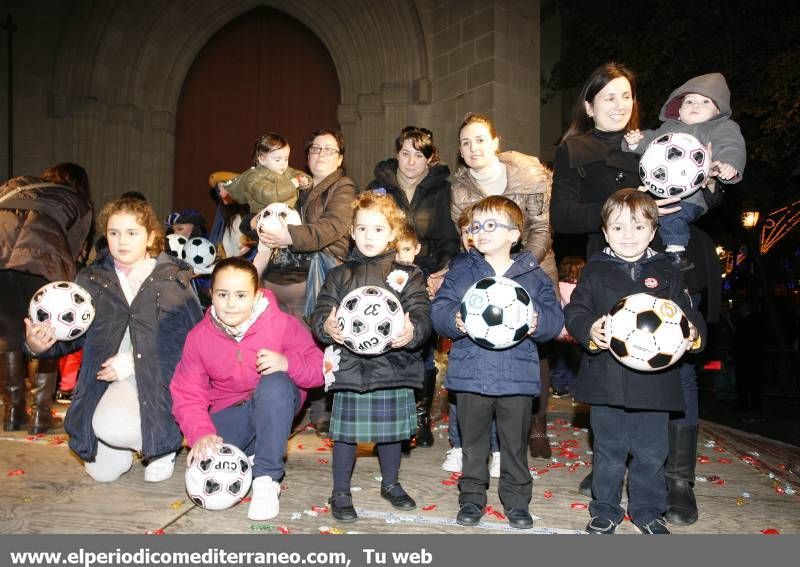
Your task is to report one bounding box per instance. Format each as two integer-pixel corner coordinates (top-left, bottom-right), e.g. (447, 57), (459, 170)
(564, 188), (706, 535)
(440, 207), (503, 478)
(431, 196), (563, 530)
(24, 197), (203, 483)
(309, 192), (431, 523)
(167, 208), (207, 238)
(219, 132), (311, 212)
(550, 256), (586, 398)
(171, 257), (324, 520)
(623, 73), (746, 269)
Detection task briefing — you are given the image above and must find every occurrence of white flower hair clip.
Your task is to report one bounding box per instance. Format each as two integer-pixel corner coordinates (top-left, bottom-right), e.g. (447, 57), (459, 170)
(386, 269), (409, 293)
(322, 346), (341, 392)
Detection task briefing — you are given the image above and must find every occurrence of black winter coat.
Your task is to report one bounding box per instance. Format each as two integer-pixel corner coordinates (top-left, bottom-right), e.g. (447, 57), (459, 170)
(366, 160), (460, 275)
(550, 129), (722, 322)
(310, 249), (432, 392)
(564, 251), (707, 411)
(37, 253), (203, 460)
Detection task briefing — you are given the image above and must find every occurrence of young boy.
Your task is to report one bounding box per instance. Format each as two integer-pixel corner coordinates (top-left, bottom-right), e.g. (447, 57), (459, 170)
(623, 72), (746, 269)
(564, 188), (706, 535)
(431, 196), (563, 529)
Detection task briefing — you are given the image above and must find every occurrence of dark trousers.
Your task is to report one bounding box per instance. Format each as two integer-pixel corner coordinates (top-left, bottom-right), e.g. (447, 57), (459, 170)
(455, 392), (532, 510)
(589, 404), (669, 526)
(671, 292), (701, 426)
(210, 371), (300, 480)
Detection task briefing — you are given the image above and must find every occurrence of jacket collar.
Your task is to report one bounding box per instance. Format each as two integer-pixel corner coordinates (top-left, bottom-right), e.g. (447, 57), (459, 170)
(372, 159), (451, 193)
(303, 169), (344, 205)
(348, 248), (396, 265)
(88, 252), (194, 289)
(465, 247), (539, 278)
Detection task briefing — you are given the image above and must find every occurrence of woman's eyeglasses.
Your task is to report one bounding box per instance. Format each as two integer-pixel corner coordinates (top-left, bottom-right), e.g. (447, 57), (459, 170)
(468, 219), (516, 234)
(308, 146), (340, 156)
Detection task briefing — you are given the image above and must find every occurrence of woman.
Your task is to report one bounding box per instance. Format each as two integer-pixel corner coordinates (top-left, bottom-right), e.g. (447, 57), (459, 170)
(550, 62), (721, 526)
(450, 112), (559, 460)
(251, 128), (357, 437)
(366, 126), (460, 447)
(0, 163), (94, 434)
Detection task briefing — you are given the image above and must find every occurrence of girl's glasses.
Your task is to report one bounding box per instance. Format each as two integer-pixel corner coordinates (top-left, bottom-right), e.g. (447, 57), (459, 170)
(309, 146), (340, 156)
(468, 219), (516, 234)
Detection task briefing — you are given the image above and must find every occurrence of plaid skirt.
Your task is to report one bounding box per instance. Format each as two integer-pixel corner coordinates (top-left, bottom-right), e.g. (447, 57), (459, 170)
(330, 388), (417, 443)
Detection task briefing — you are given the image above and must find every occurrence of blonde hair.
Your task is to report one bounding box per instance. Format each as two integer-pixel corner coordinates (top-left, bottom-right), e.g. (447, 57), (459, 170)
(395, 222), (419, 247)
(351, 192), (407, 249)
(97, 198), (164, 256)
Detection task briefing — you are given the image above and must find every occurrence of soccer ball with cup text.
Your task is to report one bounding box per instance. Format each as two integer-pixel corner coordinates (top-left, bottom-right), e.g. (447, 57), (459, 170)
(639, 132), (709, 199)
(185, 443), (253, 511)
(28, 281), (95, 341)
(459, 276), (534, 350)
(337, 286), (405, 355)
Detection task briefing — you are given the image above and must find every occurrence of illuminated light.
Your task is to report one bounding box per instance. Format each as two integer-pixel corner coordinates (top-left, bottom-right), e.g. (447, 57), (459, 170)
(742, 211), (760, 229)
(703, 360), (722, 371)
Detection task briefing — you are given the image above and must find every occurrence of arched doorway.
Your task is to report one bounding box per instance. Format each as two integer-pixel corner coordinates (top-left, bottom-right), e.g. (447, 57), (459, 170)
(173, 6), (340, 225)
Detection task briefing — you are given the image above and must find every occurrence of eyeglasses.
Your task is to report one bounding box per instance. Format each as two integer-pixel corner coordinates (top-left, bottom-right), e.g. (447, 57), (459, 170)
(308, 145), (340, 156)
(468, 219), (516, 234)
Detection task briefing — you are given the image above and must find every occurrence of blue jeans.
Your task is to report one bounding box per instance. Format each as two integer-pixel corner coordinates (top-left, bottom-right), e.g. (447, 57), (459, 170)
(589, 405), (669, 526)
(658, 200), (705, 248)
(210, 372), (301, 480)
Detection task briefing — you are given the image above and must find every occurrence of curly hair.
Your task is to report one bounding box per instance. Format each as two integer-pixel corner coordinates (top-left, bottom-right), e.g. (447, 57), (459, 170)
(351, 191), (407, 248)
(394, 222), (419, 246)
(97, 197), (164, 257)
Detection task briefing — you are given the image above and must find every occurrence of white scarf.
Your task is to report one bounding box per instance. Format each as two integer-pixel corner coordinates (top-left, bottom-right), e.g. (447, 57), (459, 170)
(210, 294), (269, 342)
(468, 156), (507, 196)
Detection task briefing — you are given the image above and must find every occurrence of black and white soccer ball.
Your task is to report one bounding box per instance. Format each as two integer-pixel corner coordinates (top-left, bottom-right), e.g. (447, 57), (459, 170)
(165, 233), (187, 258)
(185, 443), (253, 511)
(181, 236), (216, 270)
(639, 132), (709, 199)
(28, 281), (95, 341)
(604, 293), (692, 372)
(337, 286), (405, 355)
(459, 276), (534, 350)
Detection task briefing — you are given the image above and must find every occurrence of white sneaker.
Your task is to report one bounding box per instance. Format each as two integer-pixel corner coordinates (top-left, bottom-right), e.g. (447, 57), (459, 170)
(248, 476), (281, 520)
(144, 452), (176, 482)
(442, 447), (463, 472)
(489, 451), (501, 478)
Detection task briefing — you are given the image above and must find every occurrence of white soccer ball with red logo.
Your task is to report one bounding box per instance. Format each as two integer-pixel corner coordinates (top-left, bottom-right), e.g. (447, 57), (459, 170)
(337, 286), (405, 355)
(639, 132), (709, 199)
(604, 293), (692, 372)
(185, 443), (253, 511)
(28, 281), (95, 341)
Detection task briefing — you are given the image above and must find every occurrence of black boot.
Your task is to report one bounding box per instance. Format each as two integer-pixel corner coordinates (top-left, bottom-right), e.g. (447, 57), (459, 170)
(578, 471), (593, 498)
(664, 423), (699, 525)
(414, 369), (436, 448)
(1, 351), (28, 431)
(28, 358), (58, 435)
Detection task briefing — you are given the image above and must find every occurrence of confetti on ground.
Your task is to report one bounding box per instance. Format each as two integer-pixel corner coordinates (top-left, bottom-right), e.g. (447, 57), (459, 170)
(250, 524), (274, 532)
(317, 458), (329, 464)
(7, 469), (24, 476)
(170, 499), (185, 510)
(145, 529), (165, 535)
(356, 509), (580, 534)
(570, 502), (588, 510)
(761, 528), (780, 535)
(278, 526), (291, 534)
(543, 490), (553, 499)
(422, 504), (437, 511)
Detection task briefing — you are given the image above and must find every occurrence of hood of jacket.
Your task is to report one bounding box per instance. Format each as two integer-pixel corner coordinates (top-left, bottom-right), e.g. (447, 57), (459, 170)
(660, 73), (732, 121)
(371, 158), (451, 192)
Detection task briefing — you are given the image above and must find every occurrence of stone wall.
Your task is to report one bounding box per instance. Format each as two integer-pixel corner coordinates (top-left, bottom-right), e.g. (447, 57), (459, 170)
(0, 0), (543, 214)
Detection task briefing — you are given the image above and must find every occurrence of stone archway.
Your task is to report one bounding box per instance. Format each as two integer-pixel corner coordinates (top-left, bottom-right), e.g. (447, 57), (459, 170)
(48, 0), (430, 213)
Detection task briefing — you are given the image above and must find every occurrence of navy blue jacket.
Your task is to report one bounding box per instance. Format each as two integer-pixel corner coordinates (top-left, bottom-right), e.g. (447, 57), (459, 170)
(564, 250), (707, 411)
(36, 253), (203, 461)
(431, 248), (563, 396)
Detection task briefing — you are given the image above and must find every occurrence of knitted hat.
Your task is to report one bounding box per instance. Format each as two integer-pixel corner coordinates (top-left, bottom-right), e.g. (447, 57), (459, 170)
(173, 209), (206, 227)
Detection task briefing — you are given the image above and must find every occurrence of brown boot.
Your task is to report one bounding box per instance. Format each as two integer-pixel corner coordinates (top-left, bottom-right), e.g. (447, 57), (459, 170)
(1, 351), (28, 431)
(528, 416), (551, 459)
(28, 358), (58, 435)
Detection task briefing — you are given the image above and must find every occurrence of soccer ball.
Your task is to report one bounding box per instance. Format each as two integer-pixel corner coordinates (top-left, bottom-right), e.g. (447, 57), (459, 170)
(604, 293), (692, 372)
(459, 276), (534, 350)
(28, 281), (95, 341)
(337, 286), (405, 355)
(185, 443), (253, 511)
(256, 203), (302, 240)
(165, 233), (187, 258)
(181, 237), (216, 270)
(639, 132), (709, 199)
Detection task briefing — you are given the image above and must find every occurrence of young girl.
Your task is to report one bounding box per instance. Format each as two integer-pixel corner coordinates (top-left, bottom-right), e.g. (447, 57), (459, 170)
(310, 192), (432, 523)
(219, 132), (311, 213)
(24, 197), (203, 483)
(170, 257), (324, 521)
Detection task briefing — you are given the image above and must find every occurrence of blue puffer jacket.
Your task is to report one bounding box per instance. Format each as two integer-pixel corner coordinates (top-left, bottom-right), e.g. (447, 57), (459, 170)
(35, 253), (203, 461)
(431, 248), (563, 396)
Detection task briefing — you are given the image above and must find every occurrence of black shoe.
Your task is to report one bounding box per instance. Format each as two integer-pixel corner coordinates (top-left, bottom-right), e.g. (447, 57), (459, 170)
(585, 516), (617, 534)
(664, 250), (694, 271)
(55, 390), (73, 405)
(314, 420), (330, 439)
(456, 502), (485, 526)
(551, 387), (570, 398)
(380, 482), (416, 510)
(401, 439), (411, 458)
(578, 471), (593, 498)
(328, 491), (358, 523)
(636, 517), (671, 534)
(505, 508), (533, 529)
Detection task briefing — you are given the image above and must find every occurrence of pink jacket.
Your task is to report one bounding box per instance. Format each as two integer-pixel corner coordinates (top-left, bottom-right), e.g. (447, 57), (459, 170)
(171, 288), (323, 446)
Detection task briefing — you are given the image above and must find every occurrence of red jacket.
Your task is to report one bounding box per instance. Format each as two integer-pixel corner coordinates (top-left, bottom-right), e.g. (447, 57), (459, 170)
(171, 288), (323, 446)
